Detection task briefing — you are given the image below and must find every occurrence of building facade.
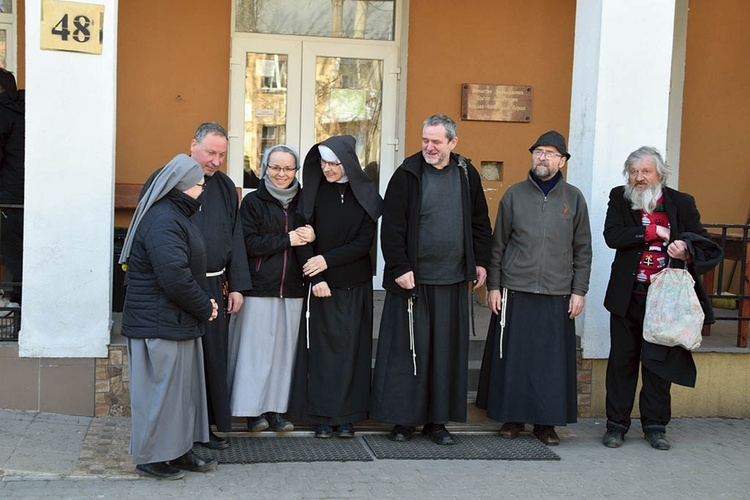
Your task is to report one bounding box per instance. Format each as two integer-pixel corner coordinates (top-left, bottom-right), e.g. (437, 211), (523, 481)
(1, 0), (749, 417)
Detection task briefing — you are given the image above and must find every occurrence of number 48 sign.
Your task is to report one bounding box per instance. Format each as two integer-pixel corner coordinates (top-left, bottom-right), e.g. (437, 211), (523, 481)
(41, 0), (104, 55)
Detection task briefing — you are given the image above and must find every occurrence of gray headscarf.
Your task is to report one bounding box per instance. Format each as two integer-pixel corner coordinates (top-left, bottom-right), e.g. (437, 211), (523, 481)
(260, 144), (300, 209)
(119, 154), (204, 264)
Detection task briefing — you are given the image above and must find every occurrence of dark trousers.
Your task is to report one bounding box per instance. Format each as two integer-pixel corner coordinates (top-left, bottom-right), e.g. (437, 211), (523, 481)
(605, 294), (671, 434)
(201, 274), (232, 432)
(0, 208), (23, 302)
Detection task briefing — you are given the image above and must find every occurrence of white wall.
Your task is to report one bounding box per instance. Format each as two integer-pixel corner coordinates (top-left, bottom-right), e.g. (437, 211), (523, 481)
(568, 0), (685, 359)
(20, 0), (118, 357)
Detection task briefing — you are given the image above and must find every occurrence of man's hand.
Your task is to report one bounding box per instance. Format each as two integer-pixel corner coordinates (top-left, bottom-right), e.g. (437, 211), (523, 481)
(568, 293), (585, 319)
(667, 239), (689, 261)
(655, 225), (671, 243)
(227, 291), (243, 314)
(487, 289), (502, 316)
(474, 266), (487, 289)
(208, 298), (219, 321)
(395, 271), (415, 290)
(312, 282), (332, 298)
(303, 255), (328, 277)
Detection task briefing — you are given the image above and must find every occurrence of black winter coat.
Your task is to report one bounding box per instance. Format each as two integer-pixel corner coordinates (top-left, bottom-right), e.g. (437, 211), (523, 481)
(122, 191), (214, 340)
(380, 151), (492, 297)
(240, 181), (312, 298)
(0, 89), (25, 204)
(603, 185), (722, 387)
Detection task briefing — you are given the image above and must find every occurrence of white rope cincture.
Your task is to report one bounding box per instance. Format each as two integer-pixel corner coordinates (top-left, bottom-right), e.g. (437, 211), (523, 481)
(499, 287), (508, 359)
(408, 296), (417, 376)
(305, 284), (312, 349)
(205, 268), (226, 277)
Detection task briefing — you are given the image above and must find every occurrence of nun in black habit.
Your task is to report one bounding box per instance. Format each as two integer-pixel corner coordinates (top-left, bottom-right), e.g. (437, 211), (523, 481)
(288, 135), (383, 438)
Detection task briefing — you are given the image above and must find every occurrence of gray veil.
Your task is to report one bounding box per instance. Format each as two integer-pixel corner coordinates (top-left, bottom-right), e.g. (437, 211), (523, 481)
(119, 154), (204, 264)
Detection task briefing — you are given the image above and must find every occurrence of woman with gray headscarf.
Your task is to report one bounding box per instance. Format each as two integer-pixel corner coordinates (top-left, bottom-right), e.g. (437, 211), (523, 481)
(120, 154), (219, 480)
(227, 145), (315, 433)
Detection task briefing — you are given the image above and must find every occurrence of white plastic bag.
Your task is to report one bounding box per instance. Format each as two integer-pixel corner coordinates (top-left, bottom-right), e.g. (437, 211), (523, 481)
(643, 266), (704, 351)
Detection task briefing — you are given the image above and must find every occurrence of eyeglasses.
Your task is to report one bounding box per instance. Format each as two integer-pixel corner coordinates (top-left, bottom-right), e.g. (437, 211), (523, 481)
(267, 165), (297, 173)
(532, 149), (563, 160)
(196, 182), (206, 191)
(320, 159), (342, 169)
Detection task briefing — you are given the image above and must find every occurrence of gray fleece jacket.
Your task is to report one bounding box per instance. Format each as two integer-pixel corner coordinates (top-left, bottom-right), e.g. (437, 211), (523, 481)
(487, 171), (592, 296)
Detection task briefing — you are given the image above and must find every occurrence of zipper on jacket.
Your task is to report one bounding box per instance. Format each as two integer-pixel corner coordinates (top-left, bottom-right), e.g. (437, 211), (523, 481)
(255, 257), (263, 272)
(537, 196), (549, 292)
(280, 209), (288, 298)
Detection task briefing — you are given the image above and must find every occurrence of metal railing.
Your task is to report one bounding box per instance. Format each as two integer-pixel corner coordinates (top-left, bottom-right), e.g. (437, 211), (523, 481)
(702, 223), (750, 347)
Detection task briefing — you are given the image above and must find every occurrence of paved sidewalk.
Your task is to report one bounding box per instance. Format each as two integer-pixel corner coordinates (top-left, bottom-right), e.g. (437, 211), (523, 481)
(1, 410), (749, 498)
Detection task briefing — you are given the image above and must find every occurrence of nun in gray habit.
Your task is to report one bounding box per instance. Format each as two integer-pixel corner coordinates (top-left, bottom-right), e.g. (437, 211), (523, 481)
(120, 154), (219, 480)
(227, 144), (314, 434)
(288, 135), (383, 439)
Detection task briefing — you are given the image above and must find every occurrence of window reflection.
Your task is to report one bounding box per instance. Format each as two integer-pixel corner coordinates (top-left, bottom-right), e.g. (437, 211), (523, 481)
(315, 56), (382, 191)
(0, 30), (6, 68)
(236, 0), (395, 41)
(242, 53), (288, 188)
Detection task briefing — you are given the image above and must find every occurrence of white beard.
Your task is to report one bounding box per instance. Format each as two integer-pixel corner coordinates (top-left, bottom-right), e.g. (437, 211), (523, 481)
(624, 182), (663, 213)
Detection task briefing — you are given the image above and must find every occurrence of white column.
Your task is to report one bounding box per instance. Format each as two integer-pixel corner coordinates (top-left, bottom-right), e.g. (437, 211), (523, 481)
(567, 0), (687, 359)
(20, 1), (119, 357)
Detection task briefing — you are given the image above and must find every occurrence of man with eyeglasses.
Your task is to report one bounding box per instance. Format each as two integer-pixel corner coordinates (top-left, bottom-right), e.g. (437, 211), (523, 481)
(371, 114), (492, 445)
(188, 122), (253, 450)
(477, 130), (592, 446)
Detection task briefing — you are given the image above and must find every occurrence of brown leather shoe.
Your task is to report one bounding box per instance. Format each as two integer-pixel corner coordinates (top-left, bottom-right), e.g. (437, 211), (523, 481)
(533, 425), (560, 446)
(499, 422), (524, 439)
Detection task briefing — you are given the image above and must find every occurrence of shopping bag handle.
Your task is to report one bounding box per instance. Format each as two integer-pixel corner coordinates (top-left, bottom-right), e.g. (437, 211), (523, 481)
(666, 257), (688, 270)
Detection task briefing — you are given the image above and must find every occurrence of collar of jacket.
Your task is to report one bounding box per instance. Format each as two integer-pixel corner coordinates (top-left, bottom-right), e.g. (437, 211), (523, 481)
(525, 169), (565, 194)
(400, 151), (464, 177)
(256, 177), (300, 208)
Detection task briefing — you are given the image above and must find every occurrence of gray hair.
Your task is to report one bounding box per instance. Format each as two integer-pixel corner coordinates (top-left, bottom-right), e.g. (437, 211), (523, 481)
(194, 122), (228, 143)
(422, 114), (457, 141)
(622, 146), (671, 185)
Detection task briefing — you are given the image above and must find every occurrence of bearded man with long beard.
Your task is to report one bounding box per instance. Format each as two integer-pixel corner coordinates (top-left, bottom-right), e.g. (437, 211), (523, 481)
(601, 146), (721, 451)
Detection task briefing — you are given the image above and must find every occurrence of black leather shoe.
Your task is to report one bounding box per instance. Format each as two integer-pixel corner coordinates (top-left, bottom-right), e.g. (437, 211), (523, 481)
(499, 422), (524, 439)
(135, 461), (185, 480)
(532, 425), (560, 446)
(602, 429), (625, 448)
(200, 431), (229, 450)
(422, 423), (456, 445)
(337, 423), (355, 438)
(644, 431), (670, 450)
(315, 424), (334, 439)
(247, 415), (269, 432)
(266, 412), (294, 432)
(169, 450), (218, 472)
(389, 424), (415, 442)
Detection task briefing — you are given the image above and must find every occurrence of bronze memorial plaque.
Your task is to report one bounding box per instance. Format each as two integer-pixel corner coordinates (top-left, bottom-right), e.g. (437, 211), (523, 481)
(461, 84), (533, 122)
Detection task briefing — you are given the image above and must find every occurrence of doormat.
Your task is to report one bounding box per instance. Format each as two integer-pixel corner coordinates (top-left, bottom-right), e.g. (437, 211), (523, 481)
(193, 434), (560, 463)
(361, 434), (560, 461)
(193, 436), (373, 463)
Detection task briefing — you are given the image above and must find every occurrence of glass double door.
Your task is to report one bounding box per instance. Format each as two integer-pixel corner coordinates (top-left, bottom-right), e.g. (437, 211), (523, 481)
(229, 36), (399, 286)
